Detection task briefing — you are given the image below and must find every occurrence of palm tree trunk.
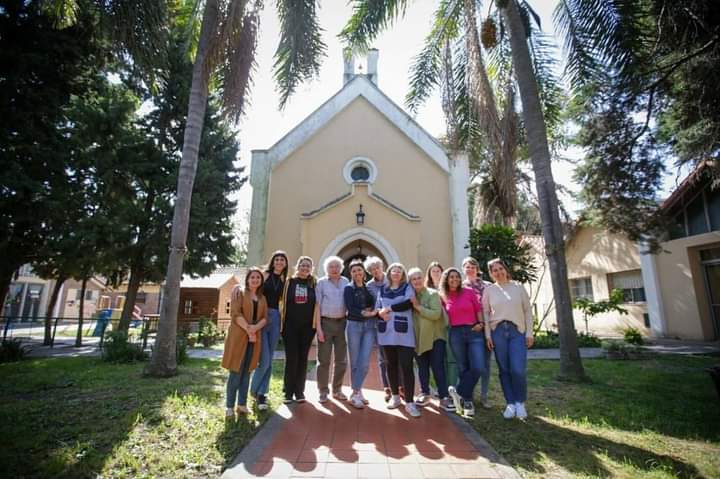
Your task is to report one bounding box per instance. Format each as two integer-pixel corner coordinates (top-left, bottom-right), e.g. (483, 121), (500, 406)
(146, 0), (219, 377)
(75, 277), (88, 347)
(501, 0), (586, 381)
(44, 275), (66, 345)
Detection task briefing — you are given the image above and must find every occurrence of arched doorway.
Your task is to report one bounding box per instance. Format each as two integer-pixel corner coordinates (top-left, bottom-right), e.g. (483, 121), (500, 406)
(318, 227), (400, 279)
(337, 240), (387, 279)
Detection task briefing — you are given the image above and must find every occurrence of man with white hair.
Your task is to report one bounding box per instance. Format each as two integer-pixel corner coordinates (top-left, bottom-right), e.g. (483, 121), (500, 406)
(364, 256), (392, 402)
(316, 255), (350, 402)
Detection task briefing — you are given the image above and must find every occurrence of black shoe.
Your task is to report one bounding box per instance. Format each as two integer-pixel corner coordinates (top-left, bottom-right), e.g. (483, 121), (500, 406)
(257, 394), (268, 410)
(295, 393), (306, 403)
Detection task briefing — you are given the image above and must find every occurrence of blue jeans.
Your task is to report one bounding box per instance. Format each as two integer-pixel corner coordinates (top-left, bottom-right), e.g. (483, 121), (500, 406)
(481, 347), (492, 400)
(448, 325), (487, 401)
(226, 343), (254, 408)
(491, 321), (528, 404)
(250, 308), (281, 397)
(346, 318), (377, 391)
(416, 339), (448, 398)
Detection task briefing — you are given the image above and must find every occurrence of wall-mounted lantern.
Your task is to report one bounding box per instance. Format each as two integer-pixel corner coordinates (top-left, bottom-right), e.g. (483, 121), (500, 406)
(356, 204), (365, 226)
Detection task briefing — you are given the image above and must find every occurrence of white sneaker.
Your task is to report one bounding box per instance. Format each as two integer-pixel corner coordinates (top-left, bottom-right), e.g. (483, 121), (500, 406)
(405, 402), (421, 418)
(225, 408), (235, 419)
(416, 393), (431, 406)
(387, 394), (402, 409)
(515, 402), (528, 419)
(350, 393), (365, 409)
(502, 404), (516, 419)
(463, 400), (475, 417)
(359, 391), (369, 405)
(448, 386), (463, 413)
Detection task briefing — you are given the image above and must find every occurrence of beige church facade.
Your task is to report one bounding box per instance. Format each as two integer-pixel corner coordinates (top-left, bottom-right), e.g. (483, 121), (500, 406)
(248, 51), (470, 271)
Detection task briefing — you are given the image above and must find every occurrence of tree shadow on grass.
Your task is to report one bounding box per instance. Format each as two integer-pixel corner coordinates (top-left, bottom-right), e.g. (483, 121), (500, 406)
(0, 357), (246, 478)
(495, 416), (707, 478)
(215, 359), (288, 474)
(524, 357), (720, 443)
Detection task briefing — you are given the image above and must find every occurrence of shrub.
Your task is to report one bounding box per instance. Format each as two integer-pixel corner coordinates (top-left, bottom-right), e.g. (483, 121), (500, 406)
(602, 339), (645, 359)
(102, 331), (147, 363)
(176, 335), (188, 364)
(577, 332), (602, 347)
(531, 331), (600, 349)
(467, 224), (538, 283)
(198, 317), (224, 347)
(623, 326), (645, 345)
(532, 331), (559, 349)
(0, 339), (27, 363)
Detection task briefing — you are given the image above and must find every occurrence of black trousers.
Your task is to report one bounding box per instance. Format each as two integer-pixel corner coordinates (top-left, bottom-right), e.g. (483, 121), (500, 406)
(282, 320), (315, 398)
(383, 345), (415, 402)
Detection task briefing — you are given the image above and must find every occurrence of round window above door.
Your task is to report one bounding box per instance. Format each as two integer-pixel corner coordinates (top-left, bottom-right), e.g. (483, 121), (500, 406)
(351, 165), (370, 181)
(343, 157), (377, 184)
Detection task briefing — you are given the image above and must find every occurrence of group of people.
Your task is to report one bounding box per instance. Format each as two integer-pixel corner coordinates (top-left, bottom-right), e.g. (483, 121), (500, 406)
(222, 250), (534, 421)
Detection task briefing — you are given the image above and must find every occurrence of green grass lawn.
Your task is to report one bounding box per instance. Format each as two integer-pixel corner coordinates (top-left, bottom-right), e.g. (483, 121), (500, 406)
(0, 357), (284, 478)
(473, 355), (720, 479)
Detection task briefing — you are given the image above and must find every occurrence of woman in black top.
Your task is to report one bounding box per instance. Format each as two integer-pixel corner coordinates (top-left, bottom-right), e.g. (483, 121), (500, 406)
(279, 256), (320, 403)
(249, 250), (288, 410)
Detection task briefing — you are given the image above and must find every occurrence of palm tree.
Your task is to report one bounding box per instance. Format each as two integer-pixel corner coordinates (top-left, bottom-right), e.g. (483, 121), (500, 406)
(148, 0), (326, 376)
(498, 0), (584, 379)
(341, 0), (588, 379)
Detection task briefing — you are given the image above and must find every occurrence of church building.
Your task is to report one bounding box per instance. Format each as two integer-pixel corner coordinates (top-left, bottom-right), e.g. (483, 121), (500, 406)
(247, 50), (470, 272)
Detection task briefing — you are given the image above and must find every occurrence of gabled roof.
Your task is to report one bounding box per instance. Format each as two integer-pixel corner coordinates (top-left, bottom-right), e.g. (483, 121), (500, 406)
(180, 273), (237, 289)
(254, 75), (449, 173)
(661, 160), (717, 213)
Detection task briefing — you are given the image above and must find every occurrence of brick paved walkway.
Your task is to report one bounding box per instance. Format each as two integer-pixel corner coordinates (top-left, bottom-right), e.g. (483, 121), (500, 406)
(221, 348), (519, 479)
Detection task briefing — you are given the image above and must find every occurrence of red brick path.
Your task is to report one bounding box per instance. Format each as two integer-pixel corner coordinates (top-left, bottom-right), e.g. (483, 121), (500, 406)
(223, 347), (517, 479)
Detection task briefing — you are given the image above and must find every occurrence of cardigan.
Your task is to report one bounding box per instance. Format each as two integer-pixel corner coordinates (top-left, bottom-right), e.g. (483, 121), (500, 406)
(279, 276), (319, 332)
(443, 287), (481, 327)
(482, 281), (533, 339)
(412, 287), (447, 354)
(221, 289), (267, 372)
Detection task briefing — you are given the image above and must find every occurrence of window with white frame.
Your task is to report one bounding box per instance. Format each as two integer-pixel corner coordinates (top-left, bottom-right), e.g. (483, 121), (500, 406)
(608, 270), (646, 303)
(343, 157), (377, 184)
(184, 299), (193, 315)
(570, 277), (594, 301)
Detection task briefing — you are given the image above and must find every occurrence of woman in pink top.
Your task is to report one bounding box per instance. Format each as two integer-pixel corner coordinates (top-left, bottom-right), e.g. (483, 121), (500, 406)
(438, 267), (486, 417)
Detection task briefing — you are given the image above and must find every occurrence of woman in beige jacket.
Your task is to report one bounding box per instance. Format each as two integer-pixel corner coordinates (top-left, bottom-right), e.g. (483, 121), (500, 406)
(222, 267), (268, 417)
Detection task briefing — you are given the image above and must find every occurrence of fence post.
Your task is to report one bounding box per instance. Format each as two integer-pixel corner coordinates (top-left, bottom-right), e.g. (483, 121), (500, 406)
(50, 317), (61, 348)
(2, 316), (13, 341)
(141, 316), (149, 351)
